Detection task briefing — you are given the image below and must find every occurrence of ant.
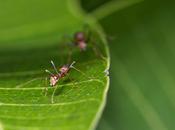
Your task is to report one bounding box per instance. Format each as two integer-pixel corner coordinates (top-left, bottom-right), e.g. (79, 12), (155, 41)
(73, 31), (88, 51)
(62, 28), (104, 59)
(45, 60), (86, 103)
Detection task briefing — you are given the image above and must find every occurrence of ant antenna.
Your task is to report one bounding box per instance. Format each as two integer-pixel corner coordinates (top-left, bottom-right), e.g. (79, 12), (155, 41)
(70, 61), (76, 68)
(45, 69), (54, 76)
(70, 61), (88, 77)
(51, 60), (59, 74)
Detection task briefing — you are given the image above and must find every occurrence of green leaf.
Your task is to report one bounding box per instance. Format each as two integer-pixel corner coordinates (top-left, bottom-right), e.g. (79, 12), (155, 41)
(92, 0), (175, 130)
(0, 0), (110, 130)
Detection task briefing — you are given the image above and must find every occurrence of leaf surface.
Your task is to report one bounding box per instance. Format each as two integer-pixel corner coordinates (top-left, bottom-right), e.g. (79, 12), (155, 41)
(0, 0), (110, 130)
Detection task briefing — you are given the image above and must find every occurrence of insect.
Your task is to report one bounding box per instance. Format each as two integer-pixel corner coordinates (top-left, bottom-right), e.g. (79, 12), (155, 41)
(73, 31), (88, 51)
(63, 29), (104, 61)
(45, 60), (86, 103)
(45, 61), (75, 86)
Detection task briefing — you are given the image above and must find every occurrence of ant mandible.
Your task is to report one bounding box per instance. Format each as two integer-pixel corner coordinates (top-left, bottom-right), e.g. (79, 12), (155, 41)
(45, 60), (86, 103)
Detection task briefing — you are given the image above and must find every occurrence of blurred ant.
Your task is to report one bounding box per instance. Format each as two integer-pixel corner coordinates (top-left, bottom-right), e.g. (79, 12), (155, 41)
(45, 60), (86, 103)
(73, 30), (116, 51)
(62, 27), (104, 59)
(73, 31), (88, 51)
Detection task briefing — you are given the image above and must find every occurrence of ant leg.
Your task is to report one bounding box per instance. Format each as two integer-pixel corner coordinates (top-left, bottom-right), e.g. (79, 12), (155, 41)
(67, 49), (73, 63)
(67, 74), (76, 88)
(90, 38), (105, 60)
(44, 77), (48, 96)
(60, 34), (75, 63)
(85, 30), (105, 59)
(70, 62), (86, 76)
(92, 45), (101, 57)
(83, 24), (91, 40)
(50, 61), (59, 74)
(70, 61), (92, 79)
(61, 34), (74, 64)
(83, 25), (109, 59)
(62, 34), (75, 49)
(51, 86), (58, 104)
(45, 69), (54, 76)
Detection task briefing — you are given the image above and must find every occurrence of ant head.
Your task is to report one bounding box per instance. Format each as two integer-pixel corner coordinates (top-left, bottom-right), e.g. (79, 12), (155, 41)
(74, 32), (85, 42)
(59, 65), (70, 74)
(59, 61), (76, 74)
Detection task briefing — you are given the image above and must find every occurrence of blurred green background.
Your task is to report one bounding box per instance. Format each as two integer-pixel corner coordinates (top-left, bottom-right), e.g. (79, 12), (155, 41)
(81, 0), (175, 130)
(1, 0), (175, 129)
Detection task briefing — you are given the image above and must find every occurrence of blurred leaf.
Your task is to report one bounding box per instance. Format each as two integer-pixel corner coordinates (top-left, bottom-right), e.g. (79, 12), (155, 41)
(81, 0), (112, 12)
(0, 0), (84, 48)
(0, 0), (110, 130)
(94, 0), (175, 130)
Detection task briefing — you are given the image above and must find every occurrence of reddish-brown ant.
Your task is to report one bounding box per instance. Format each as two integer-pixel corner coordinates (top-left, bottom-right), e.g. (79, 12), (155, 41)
(45, 61), (75, 86)
(74, 32), (87, 51)
(45, 60), (86, 103)
(62, 27), (104, 59)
